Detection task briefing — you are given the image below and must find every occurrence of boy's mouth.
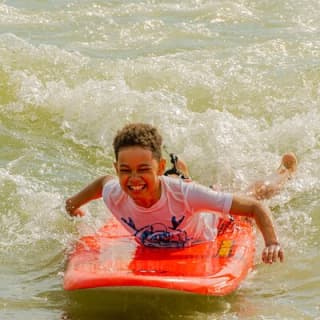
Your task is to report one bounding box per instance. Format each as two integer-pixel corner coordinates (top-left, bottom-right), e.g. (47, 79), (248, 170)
(128, 184), (146, 191)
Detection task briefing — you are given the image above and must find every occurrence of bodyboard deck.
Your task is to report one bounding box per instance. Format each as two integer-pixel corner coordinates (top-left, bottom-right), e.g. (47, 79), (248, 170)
(64, 216), (255, 296)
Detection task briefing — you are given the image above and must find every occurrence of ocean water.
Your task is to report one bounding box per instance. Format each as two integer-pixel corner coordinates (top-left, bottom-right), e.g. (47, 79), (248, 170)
(1, 0), (320, 319)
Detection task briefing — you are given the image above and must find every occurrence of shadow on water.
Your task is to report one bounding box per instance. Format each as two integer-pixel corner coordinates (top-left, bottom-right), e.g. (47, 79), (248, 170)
(59, 287), (237, 320)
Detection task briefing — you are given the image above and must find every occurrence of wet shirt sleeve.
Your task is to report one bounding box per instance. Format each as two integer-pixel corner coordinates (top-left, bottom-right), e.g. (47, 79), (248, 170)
(182, 182), (233, 215)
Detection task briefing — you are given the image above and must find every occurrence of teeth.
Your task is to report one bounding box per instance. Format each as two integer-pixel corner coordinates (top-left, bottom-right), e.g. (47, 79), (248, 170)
(129, 185), (144, 191)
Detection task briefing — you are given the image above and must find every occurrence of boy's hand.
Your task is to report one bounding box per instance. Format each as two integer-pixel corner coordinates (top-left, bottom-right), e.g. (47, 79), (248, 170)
(262, 243), (284, 264)
(65, 198), (85, 217)
(65, 176), (111, 217)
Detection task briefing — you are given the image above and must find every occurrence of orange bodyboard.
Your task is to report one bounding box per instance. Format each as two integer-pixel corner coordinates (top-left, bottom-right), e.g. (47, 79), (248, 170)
(64, 216), (255, 296)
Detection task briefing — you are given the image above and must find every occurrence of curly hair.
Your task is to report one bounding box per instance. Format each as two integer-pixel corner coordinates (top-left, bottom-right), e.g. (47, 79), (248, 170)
(113, 123), (163, 160)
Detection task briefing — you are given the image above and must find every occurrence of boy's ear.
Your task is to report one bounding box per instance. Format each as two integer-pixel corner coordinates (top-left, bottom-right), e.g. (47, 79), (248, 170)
(158, 158), (166, 175)
(113, 162), (119, 174)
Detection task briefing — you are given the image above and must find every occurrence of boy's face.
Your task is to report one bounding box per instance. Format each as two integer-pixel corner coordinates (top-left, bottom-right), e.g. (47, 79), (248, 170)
(114, 146), (166, 208)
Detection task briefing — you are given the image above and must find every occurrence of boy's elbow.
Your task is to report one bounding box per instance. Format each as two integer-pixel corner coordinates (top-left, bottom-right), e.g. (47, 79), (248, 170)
(231, 194), (261, 218)
(250, 199), (268, 220)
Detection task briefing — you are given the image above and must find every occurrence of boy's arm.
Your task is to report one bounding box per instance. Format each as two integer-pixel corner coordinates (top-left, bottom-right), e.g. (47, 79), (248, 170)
(65, 175), (114, 217)
(229, 194), (284, 264)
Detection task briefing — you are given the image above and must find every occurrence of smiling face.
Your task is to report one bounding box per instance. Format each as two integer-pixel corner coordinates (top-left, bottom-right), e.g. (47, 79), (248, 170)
(114, 146), (166, 208)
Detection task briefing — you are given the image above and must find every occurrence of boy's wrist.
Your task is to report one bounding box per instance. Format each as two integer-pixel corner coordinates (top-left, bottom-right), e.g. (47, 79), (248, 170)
(265, 241), (280, 246)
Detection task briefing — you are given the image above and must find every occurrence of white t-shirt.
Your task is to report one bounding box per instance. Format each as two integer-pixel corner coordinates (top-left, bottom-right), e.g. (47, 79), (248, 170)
(102, 176), (233, 248)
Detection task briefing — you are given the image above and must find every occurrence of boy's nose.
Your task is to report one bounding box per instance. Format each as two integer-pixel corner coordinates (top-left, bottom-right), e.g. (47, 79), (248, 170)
(129, 171), (139, 178)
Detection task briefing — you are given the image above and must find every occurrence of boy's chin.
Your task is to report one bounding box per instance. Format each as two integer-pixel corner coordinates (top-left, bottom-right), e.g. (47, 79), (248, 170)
(126, 189), (146, 199)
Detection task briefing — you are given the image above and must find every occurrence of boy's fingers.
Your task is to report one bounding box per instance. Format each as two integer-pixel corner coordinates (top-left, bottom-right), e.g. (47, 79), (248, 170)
(65, 198), (85, 216)
(262, 244), (284, 264)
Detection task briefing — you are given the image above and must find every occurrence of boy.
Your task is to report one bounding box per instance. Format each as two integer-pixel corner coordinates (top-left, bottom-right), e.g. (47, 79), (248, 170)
(66, 123), (296, 264)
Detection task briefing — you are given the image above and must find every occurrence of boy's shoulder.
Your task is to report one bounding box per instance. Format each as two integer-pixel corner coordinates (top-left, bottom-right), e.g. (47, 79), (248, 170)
(161, 175), (195, 194)
(102, 177), (121, 196)
(102, 175), (116, 185)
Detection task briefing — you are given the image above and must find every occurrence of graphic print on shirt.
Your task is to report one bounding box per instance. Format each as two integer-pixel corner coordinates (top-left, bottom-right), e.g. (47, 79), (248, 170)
(121, 216), (192, 248)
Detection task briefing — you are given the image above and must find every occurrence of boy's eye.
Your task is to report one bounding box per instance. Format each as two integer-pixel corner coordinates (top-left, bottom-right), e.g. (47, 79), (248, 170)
(119, 167), (152, 174)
